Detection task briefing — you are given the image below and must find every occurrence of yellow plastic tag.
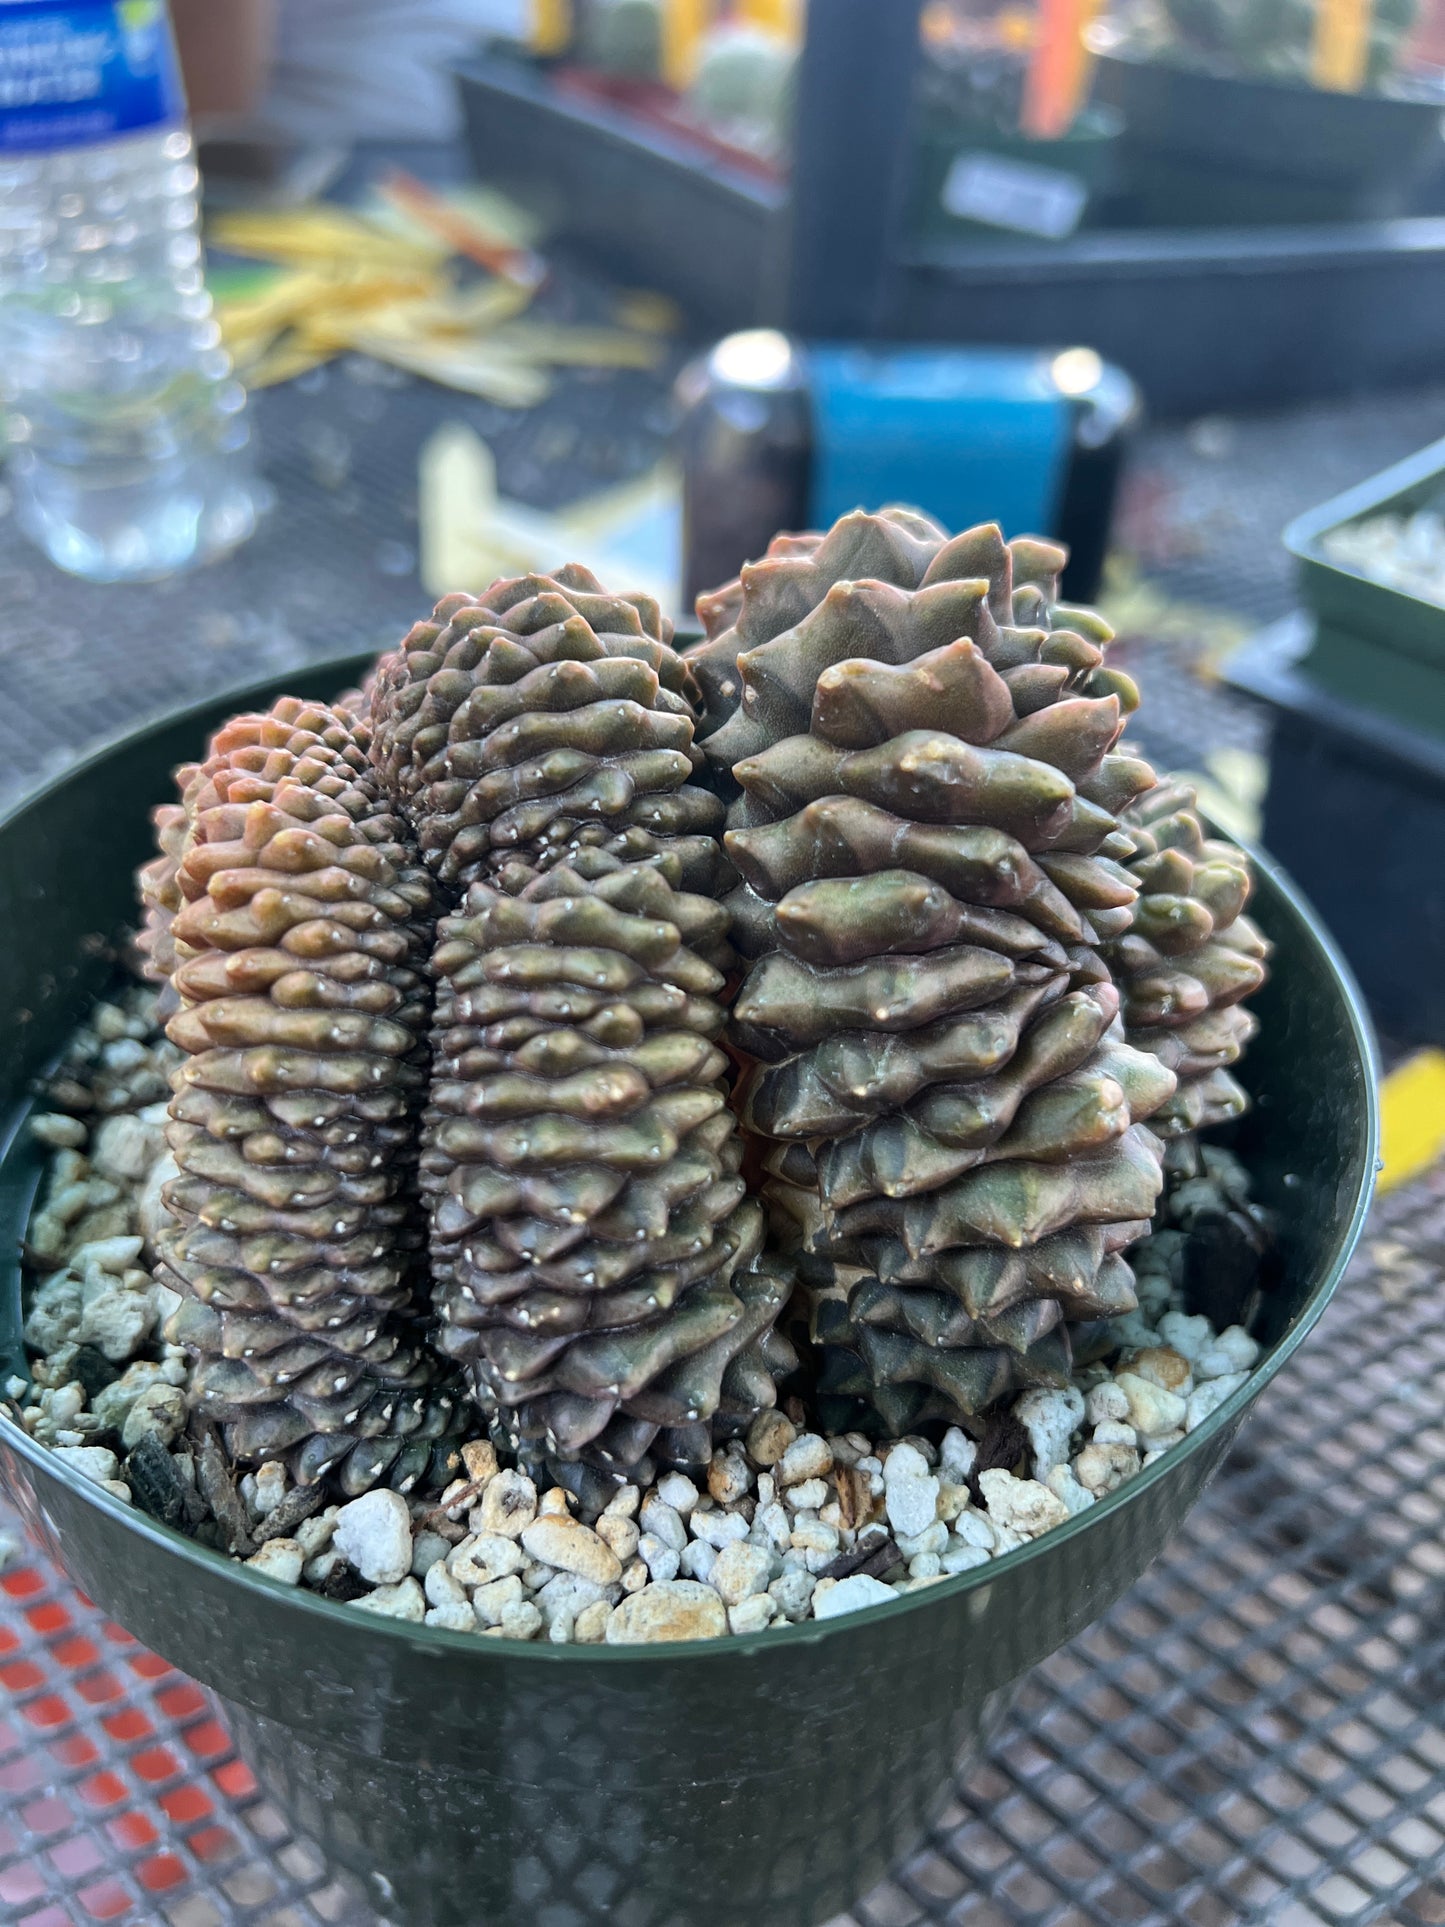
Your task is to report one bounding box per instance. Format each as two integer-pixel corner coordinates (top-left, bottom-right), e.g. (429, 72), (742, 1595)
(1378, 1049), (1445, 1194)
(1312, 0), (1373, 92)
(530, 0), (573, 57)
(737, 0), (802, 40)
(663, 0), (712, 88)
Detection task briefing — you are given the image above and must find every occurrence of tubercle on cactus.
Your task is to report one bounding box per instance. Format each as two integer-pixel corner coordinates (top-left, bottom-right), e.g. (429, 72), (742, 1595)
(1107, 779), (1271, 1138)
(682, 509), (1264, 1440)
(143, 699), (459, 1498)
(139, 516), (1269, 1495)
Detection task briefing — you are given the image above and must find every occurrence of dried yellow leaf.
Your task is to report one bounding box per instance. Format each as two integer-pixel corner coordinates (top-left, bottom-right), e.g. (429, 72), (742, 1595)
(209, 206), (446, 271)
(487, 322), (664, 370)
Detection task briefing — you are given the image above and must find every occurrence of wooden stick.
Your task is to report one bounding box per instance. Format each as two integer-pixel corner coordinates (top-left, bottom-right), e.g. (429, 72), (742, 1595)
(1021, 0), (1089, 139)
(377, 170), (546, 289)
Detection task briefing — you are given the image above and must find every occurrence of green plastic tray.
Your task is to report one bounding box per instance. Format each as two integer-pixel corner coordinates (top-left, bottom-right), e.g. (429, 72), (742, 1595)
(1285, 434), (1445, 733)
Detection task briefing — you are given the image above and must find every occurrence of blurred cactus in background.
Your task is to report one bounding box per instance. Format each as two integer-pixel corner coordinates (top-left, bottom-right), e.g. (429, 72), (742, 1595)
(1115, 0), (1421, 87)
(687, 22), (797, 155)
(581, 0), (664, 79)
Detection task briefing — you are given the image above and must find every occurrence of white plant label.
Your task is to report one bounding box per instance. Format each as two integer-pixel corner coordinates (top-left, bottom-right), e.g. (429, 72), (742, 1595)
(941, 151), (1088, 240)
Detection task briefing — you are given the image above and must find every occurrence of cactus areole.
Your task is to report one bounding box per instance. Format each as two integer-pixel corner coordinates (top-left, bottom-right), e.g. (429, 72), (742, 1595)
(138, 517), (1269, 1499)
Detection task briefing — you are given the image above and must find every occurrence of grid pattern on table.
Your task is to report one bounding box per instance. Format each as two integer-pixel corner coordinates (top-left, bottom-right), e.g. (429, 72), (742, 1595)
(0, 1163), (1440, 1927)
(1116, 386), (1445, 627)
(0, 1548), (369, 1925)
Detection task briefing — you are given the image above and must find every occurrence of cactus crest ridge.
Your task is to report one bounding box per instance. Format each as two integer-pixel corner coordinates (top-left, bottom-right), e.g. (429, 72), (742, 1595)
(150, 698), (458, 1496)
(137, 520), (1268, 1488)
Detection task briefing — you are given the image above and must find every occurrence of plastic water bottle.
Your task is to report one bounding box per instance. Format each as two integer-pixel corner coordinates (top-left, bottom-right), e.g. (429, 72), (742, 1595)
(0, 0), (261, 581)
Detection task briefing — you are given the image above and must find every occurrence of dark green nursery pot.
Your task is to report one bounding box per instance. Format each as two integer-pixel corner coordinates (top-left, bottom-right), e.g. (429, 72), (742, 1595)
(0, 660), (1379, 1927)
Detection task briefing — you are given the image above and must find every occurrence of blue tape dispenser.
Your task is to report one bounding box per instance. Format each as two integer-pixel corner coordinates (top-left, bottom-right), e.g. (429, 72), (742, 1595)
(676, 331), (1138, 607)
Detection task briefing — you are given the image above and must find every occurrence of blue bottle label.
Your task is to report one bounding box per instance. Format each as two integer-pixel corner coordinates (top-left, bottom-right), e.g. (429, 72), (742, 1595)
(0, 0), (185, 153)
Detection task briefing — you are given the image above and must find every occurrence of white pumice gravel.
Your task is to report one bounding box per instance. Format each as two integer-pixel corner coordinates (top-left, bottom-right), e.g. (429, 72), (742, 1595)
(639, 1497), (688, 1552)
(14, 985), (1275, 1643)
(885, 1474), (939, 1540)
(637, 1534), (680, 1583)
(812, 1573), (895, 1619)
(1015, 1387), (1086, 1478)
(334, 1489), (414, 1587)
(354, 1578), (426, 1622)
(1321, 509), (1445, 607)
(520, 1514), (622, 1587)
(245, 1539), (304, 1586)
(606, 1580), (728, 1643)
(52, 1444), (120, 1484)
(498, 1600), (543, 1641)
(680, 1540), (717, 1584)
(655, 1471), (699, 1514)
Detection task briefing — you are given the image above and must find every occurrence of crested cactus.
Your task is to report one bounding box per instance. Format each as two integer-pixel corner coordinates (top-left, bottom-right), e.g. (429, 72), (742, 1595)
(688, 505), (953, 760)
(1108, 777), (1270, 1136)
(139, 672), (376, 1008)
(370, 570), (794, 1484)
(129, 522), (1274, 1499)
(369, 570), (711, 892)
(687, 511), (1180, 1434)
(149, 698), (457, 1496)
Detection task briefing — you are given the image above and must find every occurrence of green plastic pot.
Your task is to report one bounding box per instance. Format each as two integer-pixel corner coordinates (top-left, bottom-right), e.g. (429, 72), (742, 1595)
(0, 659), (1379, 1927)
(1285, 434), (1445, 736)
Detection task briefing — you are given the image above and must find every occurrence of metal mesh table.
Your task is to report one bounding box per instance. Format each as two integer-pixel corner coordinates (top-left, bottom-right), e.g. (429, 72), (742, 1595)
(1, 1164), (1441, 1927)
(857, 1162), (1445, 1927)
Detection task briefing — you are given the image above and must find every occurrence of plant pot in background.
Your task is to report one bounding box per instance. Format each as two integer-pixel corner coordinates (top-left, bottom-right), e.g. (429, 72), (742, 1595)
(1092, 47), (1445, 224)
(0, 664), (1379, 1927)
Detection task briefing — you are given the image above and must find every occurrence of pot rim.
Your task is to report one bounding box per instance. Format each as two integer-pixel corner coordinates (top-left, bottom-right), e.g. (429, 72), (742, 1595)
(1284, 431), (1445, 585)
(0, 659), (1381, 1665)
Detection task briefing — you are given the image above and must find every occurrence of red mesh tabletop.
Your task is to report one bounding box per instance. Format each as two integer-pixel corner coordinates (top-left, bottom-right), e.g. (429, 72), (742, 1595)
(0, 1534), (370, 1924)
(0, 1163), (1441, 1927)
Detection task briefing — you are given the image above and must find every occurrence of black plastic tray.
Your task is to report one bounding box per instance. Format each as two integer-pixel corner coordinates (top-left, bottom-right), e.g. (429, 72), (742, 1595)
(1091, 48), (1445, 226)
(887, 221), (1445, 416)
(455, 52), (1445, 415)
(1224, 612), (1445, 1045)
